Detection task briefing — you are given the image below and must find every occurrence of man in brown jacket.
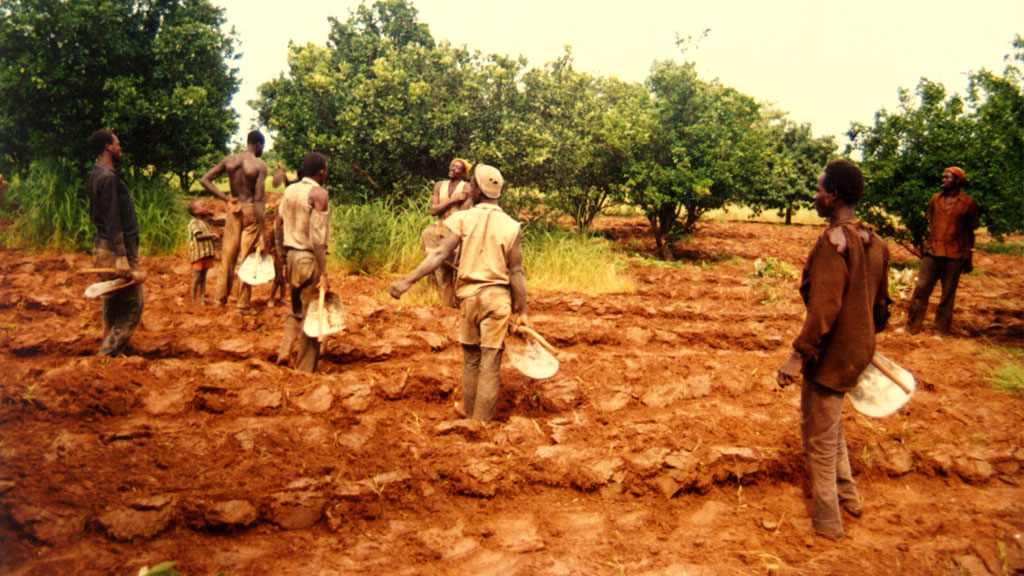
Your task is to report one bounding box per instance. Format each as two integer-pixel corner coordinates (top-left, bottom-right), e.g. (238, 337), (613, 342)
(904, 167), (979, 335)
(777, 159), (891, 541)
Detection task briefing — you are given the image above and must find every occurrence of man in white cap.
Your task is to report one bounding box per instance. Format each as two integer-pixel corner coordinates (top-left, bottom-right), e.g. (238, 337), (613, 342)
(390, 164), (530, 422)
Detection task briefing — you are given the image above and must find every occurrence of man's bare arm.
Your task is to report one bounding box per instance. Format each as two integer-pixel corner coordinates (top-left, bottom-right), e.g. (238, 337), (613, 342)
(508, 231), (528, 317)
(390, 232), (460, 298)
(199, 160), (232, 204)
(255, 163), (268, 249)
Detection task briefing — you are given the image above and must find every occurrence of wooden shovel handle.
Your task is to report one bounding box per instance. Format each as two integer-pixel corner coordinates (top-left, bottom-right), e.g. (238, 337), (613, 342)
(317, 286), (326, 343)
(77, 268), (118, 274)
(871, 356), (912, 395)
(514, 325), (558, 355)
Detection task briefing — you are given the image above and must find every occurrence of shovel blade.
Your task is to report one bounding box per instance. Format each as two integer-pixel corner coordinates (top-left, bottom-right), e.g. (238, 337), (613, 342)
(849, 353), (915, 417)
(303, 292), (345, 338)
(84, 278), (136, 298)
(238, 253), (276, 285)
(506, 334), (559, 379)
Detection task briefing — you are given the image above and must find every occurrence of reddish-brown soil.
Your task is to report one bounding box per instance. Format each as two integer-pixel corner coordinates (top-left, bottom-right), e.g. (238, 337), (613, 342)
(1, 217), (1021, 575)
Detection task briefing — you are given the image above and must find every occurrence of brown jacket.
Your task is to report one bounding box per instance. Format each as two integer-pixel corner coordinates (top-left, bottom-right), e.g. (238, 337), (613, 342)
(923, 190), (979, 259)
(794, 221), (891, 392)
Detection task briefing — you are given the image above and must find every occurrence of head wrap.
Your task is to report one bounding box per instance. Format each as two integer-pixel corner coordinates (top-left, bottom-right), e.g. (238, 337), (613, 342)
(474, 164), (504, 199)
(944, 166), (966, 183)
(450, 158), (473, 179)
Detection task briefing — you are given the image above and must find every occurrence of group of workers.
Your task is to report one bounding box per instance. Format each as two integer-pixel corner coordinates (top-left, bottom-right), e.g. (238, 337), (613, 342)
(84, 128), (978, 542)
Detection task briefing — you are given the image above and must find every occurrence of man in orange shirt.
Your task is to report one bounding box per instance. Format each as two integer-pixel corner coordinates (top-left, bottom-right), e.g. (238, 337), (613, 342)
(905, 167), (979, 335)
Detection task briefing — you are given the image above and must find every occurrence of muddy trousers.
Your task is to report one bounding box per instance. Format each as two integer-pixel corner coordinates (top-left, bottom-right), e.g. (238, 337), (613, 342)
(461, 345), (502, 422)
(906, 255), (965, 334)
(801, 378), (860, 537)
(94, 246), (143, 357)
(279, 249), (320, 373)
(215, 206), (262, 308)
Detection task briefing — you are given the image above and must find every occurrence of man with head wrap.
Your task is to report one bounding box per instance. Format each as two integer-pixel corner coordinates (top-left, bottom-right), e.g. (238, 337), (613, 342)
(392, 164), (530, 423)
(421, 158), (473, 308)
(904, 167), (979, 335)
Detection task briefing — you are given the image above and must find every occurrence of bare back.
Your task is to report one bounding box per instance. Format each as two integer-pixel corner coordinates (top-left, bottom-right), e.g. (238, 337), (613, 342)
(200, 150), (267, 208)
(224, 152), (266, 205)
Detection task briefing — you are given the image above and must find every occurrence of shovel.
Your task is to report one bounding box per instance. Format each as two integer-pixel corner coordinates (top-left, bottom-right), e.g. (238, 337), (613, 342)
(238, 251), (275, 285)
(848, 352), (915, 418)
(79, 268), (148, 298)
(303, 287), (345, 339)
(506, 325), (559, 379)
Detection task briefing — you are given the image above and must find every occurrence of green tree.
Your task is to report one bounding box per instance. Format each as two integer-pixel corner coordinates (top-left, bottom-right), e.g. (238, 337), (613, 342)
(256, 0), (478, 202)
(740, 116), (836, 224)
(0, 0), (239, 186)
(625, 59), (761, 258)
(849, 36), (1023, 253)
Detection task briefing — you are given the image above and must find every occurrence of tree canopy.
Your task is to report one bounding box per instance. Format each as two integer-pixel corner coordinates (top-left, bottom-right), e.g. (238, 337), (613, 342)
(0, 0), (240, 189)
(849, 36), (1023, 253)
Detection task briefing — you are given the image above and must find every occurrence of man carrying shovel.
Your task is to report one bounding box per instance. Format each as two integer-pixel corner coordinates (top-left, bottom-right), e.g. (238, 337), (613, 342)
(199, 130), (268, 313)
(275, 153), (331, 373)
(390, 164), (530, 423)
(777, 159), (891, 541)
(86, 129), (144, 357)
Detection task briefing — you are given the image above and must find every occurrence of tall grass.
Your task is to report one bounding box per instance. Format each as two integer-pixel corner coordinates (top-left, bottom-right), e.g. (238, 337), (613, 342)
(331, 198), (433, 275)
(332, 200), (633, 295)
(987, 349), (1024, 397)
(522, 226), (634, 295)
(2, 159), (92, 251)
(2, 159), (186, 256)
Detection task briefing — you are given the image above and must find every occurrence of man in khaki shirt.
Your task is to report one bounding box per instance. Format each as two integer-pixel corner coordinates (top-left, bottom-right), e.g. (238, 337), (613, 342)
(390, 164), (530, 422)
(905, 167), (979, 335)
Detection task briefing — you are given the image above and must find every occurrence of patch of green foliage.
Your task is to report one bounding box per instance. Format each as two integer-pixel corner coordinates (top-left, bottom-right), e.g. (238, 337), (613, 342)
(977, 242), (1024, 256)
(2, 160), (186, 256)
(332, 198), (432, 275)
(987, 349), (1024, 397)
(522, 226), (634, 295)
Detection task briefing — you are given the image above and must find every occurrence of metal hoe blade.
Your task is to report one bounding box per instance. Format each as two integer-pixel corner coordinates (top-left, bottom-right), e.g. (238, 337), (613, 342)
(238, 252), (275, 286)
(848, 352), (915, 418)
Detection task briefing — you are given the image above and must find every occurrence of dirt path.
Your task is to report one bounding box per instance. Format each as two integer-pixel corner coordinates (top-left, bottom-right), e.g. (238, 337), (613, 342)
(0, 218), (1021, 575)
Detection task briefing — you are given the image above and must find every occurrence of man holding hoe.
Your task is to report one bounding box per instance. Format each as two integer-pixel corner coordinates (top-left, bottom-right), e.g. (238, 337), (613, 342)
(390, 164), (529, 423)
(777, 159), (891, 541)
(199, 130), (268, 312)
(86, 129), (144, 357)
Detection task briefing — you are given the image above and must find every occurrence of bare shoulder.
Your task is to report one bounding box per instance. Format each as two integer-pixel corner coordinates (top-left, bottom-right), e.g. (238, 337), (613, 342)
(826, 226), (848, 254)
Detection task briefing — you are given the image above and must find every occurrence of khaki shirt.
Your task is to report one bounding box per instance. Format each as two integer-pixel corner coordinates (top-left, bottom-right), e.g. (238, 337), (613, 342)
(444, 204), (521, 301)
(281, 177), (330, 251)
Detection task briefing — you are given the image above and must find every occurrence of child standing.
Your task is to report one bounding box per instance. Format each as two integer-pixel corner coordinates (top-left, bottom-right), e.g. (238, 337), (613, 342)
(187, 199), (218, 304)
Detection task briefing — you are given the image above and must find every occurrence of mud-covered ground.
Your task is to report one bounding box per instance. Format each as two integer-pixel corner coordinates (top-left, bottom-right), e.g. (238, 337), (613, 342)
(1, 216), (1022, 575)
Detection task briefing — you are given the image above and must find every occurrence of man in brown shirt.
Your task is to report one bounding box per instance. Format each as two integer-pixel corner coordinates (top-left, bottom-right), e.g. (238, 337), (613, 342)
(778, 159), (891, 541)
(390, 164), (529, 423)
(905, 167), (979, 334)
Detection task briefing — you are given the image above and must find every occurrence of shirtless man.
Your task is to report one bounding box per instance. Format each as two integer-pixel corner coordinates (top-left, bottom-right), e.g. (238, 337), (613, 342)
(421, 158), (473, 308)
(200, 130), (268, 311)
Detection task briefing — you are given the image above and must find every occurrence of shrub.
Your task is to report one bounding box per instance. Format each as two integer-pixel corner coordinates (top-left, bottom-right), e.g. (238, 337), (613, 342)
(332, 198), (432, 275)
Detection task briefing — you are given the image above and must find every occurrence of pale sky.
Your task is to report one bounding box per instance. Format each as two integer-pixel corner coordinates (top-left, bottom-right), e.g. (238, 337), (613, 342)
(217, 0), (1022, 148)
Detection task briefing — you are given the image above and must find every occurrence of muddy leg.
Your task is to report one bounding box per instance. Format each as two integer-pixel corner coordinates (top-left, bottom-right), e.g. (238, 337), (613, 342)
(800, 377), (846, 538)
(277, 314), (300, 366)
(100, 284), (144, 357)
(472, 347), (502, 423)
(461, 345), (481, 418)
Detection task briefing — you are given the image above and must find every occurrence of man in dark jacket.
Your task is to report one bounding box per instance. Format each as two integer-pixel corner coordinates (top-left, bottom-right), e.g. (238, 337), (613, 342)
(86, 130), (143, 357)
(777, 159), (891, 541)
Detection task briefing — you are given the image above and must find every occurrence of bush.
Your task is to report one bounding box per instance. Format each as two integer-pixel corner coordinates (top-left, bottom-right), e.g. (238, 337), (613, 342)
(521, 226), (634, 295)
(332, 198), (432, 275)
(2, 159), (187, 256)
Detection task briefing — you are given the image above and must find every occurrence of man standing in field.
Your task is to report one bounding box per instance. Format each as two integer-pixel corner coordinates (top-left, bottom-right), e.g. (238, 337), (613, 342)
(904, 167), (979, 335)
(421, 158), (473, 308)
(86, 129), (144, 357)
(777, 159), (891, 541)
(391, 164), (529, 423)
(199, 130), (268, 312)
(275, 153), (331, 373)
